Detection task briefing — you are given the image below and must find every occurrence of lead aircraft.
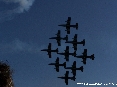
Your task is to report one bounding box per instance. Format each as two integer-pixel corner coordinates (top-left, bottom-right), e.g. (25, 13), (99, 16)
(48, 57), (66, 72)
(41, 43), (58, 58)
(49, 30), (68, 46)
(58, 71), (76, 85)
(58, 17), (78, 34)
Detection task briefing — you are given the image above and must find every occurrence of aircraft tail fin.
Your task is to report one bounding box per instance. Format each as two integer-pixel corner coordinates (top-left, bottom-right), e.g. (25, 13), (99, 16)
(76, 23), (78, 30)
(82, 39), (85, 46)
(80, 66), (83, 72)
(91, 54), (95, 60)
(63, 62), (66, 68)
(56, 48), (58, 53)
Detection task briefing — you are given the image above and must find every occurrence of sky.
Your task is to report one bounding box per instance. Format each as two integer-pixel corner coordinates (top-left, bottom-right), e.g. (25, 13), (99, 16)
(0, 0), (117, 87)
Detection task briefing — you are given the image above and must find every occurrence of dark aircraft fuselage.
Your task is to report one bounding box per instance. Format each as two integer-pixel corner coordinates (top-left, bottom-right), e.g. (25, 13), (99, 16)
(58, 51), (75, 56)
(58, 76), (73, 79)
(66, 41), (83, 44)
(48, 63), (64, 66)
(58, 76), (76, 81)
(58, 24), (78, 28)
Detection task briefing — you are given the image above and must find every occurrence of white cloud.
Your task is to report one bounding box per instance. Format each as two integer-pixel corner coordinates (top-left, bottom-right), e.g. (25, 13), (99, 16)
(1, 0), (35, 13)
(0, 0), (35, 22)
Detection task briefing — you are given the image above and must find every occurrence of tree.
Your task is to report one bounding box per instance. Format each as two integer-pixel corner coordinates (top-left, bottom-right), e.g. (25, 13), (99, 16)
(0, 61), (14, 87)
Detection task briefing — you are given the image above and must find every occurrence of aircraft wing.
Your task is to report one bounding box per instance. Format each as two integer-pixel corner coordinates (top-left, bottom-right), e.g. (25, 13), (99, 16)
(48, 43), (51, 50)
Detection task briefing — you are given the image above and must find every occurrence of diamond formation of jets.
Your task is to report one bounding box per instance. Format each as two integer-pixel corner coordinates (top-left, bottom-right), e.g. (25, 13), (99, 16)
(75, 49), (95, 64)
(57, 46), (76, 61)
(48, 57), (66, 72)
(41, 17), (95, 85)
(58, 17), (78, 34)
(41, 43), (58, 58)
(57, 71), (76, 85)
(49, 30), (68, 46)
(65, 34), (85, 50)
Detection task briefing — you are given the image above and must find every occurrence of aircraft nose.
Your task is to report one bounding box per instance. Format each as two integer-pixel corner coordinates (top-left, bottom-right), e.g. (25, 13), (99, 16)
(57, 77), (62, 78)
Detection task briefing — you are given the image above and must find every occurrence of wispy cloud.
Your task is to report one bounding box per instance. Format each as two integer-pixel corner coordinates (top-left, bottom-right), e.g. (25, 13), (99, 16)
(0, 39), (41, 54)
(0, 0), (35, 22)
(2, 0), (35, 13)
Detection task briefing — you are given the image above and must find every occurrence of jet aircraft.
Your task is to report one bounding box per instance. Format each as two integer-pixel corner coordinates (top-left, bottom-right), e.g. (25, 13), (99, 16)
(75, 49), (95, 64)
(58, 17), (78, 34)
(48, 57), (66, 72)
(65, 61), (83, 76)
(57, 46), (76, 61)
(41, 43), (58, 58)
(65, 34), (85, 50)
(57, 71), (76, 85)
(49, 30), (68, 46)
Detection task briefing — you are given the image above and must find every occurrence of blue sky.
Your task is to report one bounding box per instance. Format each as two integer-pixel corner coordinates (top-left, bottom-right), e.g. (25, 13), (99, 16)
(0, 0), (117, 87)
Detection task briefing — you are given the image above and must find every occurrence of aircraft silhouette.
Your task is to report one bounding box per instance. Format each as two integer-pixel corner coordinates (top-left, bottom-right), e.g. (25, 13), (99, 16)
(65, 34), (85, 50)
(57, 46), (76, 61)
(41, 43), (58, 58)
(57, 71), (76, 85)
(48, 57), (66, 72)
(65, 61), (83, 76)
(49, 30), (68, 46)
(58, 17), (78, 34)
(75, 49), (95, 64)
